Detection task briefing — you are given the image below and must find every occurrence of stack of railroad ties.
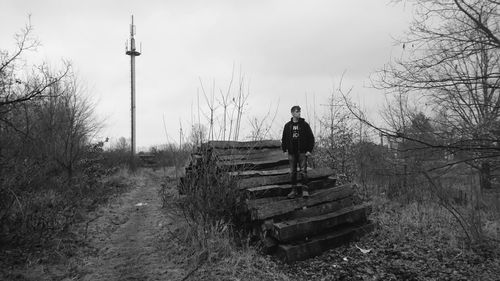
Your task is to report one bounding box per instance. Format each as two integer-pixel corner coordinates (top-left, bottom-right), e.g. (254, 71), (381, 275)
(179, 140), (373, 263)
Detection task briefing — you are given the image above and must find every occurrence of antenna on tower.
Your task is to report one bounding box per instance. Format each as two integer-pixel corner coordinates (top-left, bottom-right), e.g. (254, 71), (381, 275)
(125, 15), (142, 167)
(126, 15), (141, 56)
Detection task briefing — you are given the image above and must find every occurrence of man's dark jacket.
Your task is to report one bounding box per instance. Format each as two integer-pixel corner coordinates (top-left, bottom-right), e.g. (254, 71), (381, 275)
(281, 117), (315, 153)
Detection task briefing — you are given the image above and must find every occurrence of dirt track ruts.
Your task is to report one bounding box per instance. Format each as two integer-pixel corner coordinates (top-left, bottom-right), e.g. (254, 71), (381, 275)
(81, 170), (184, 281)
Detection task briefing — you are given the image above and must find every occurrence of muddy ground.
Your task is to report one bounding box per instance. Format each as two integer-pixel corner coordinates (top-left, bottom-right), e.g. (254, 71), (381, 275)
(78, 169), (185, 281)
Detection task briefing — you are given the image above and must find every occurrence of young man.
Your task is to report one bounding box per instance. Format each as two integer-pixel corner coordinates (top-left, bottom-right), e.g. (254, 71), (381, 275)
(281, 105), (315, 199)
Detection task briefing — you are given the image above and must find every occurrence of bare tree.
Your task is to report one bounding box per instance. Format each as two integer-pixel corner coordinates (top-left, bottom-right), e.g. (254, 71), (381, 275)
(316, 89), (358, 183)
(0, 19), (103, 243)
(114, 137), (130, 152)
(232, 70), (250, 141)
(377, 0), (500, 189)
(199, 78), (219, 141)
(0, 18), (71, 178)
(248, 100), (280, 141)
(38, 74), (100, 181)
(1, 19), (70, 117)
(217, 64), (235, 141)
(192, 68), (251, 144)
(328, 1), (500, 243)
(190, 123), (207, 147)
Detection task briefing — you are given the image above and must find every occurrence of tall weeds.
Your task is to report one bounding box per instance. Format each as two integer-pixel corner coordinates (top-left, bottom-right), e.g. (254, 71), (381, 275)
(177, 146), (241, 227)
(159, 144), (255, 279)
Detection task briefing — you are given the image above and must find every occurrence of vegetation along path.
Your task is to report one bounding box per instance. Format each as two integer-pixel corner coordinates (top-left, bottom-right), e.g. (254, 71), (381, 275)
(3, 167), (499, 280)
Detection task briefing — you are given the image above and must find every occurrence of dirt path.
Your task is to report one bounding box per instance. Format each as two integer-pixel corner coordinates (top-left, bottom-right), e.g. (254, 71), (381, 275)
(80, 169), (185, 281)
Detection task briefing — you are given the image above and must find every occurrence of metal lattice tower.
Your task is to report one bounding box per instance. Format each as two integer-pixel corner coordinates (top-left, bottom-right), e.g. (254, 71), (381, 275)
(125, 15), (141, 158)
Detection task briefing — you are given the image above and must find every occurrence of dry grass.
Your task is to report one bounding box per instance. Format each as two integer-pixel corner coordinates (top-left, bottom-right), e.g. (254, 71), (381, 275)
(159, 160), (292, 281)
(373, 196), (465, 248)
(168, 219), (291, 281)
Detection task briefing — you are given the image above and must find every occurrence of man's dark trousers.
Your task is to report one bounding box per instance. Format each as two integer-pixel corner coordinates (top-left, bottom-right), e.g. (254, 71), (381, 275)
(288, 153), (308, 188)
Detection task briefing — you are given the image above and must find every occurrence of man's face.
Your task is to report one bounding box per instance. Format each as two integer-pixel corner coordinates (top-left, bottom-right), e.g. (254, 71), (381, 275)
(292, 109), (301, 119)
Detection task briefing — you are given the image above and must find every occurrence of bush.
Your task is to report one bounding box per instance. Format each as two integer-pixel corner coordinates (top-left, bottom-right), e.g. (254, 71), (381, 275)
(0, 141), (123, 246)
(176, 146), (241, 226)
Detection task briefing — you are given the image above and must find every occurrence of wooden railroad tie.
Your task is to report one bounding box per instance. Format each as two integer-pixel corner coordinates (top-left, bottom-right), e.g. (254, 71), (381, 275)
(179, 140), (373, 263)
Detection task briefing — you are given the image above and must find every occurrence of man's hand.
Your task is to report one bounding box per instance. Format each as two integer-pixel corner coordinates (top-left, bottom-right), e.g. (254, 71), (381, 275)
(305, 151), (312, 157)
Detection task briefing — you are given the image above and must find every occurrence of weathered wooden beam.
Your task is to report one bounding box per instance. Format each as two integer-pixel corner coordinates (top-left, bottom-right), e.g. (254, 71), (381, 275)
(245, 184), (297, 199)
(220, 158), (289, 171)
(275, 222), (375, 263)
(213, 147), (281, 157)
(280, 196), (354, 221)
(245, 176), (337, 199)
(246, 183), (352, 211)
(245, 181), (337, 210)
(204, 140), (281, 149)
(216, 149), (285, 161)
(231, 168), (299, 178)
(271, 203), (372, 242)
(237, 167), (334, 189)
(248, 184), (355, 220)
(245, 193), (292, 210)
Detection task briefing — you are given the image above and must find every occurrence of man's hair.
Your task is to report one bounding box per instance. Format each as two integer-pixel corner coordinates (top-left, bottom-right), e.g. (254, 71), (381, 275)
(291, 105), (301, 112)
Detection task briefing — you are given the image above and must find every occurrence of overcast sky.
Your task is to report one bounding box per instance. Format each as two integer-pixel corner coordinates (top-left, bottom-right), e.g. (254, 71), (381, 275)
(2, 0), (413, 150)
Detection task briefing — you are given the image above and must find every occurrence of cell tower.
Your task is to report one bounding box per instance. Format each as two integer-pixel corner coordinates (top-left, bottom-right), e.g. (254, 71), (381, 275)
(125, 15), (141, 159)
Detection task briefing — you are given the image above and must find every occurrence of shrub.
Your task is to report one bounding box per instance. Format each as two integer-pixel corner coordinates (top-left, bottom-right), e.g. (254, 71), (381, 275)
(0, 141), (124, 246)
(176, 146), (241, 226)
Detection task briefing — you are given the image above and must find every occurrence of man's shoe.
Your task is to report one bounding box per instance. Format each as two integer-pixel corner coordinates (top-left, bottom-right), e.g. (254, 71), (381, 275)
(287, 188), (298, 199)
(302, 190), (310, 198)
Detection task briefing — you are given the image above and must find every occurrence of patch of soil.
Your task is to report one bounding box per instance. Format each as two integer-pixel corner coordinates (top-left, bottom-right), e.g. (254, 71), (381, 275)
(79, 169), (186, 281)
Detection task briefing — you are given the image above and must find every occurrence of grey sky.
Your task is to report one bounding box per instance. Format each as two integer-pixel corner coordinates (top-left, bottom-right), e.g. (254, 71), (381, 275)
(2, 0), (412, 149)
